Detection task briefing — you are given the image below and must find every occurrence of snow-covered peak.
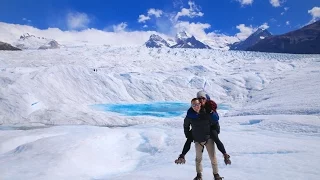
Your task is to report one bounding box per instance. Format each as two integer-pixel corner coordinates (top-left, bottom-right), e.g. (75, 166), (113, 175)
(14, 33), (57, 50)
(252, 28), (272, 37)
(175, 31), (191, 41)
(145, 34), (170, 48)
(229, 28), (272, 50)
(19, 33), (36, 40)
(172, 32), (211, 49)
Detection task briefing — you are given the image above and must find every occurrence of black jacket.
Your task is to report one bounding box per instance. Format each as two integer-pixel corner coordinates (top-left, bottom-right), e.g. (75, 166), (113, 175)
(183, 107), (211, 143)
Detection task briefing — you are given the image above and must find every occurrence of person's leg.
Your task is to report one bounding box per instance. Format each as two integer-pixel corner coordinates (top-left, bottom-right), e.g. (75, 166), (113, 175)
(182, 137), (193, 155)
(195, 142), (204, 174)
(182, 130), (193, 155)
(205, 139), (219, 175)
(175, 131), (193, 164)
(211, 129), (226, 154)
(211, 129), (231, 165)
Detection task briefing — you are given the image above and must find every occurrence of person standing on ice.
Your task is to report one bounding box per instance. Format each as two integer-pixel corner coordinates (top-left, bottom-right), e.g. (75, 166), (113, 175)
(175, 91), (231, 166)
(181, 97), (223, 180)
(198, 91), (231, 165)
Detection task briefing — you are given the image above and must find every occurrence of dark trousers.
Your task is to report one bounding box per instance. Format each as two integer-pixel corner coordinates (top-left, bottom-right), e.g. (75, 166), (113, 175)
(181, 123), (227, 156)
(211, 122), (226, 154)
(181, 130), (193, 155)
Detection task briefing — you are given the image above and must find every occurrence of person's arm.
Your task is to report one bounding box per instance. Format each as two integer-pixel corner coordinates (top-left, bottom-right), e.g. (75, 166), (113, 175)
(211, 111), (219, 121)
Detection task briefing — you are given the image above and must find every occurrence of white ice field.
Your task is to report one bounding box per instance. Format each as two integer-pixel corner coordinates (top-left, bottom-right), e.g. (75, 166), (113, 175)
(1, 46), (320, 180)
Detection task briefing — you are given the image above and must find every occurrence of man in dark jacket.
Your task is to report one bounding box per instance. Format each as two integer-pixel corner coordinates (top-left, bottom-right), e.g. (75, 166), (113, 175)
(198, 91), (231, 166)
(184, 98), (222, 180)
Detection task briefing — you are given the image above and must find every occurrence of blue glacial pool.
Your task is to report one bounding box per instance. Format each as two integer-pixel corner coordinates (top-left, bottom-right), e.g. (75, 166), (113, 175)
(91, 102), (231, 118)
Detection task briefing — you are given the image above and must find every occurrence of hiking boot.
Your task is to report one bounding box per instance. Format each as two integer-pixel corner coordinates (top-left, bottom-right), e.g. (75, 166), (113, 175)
(174, 154), (186, 164)
(193, 173), (202, 180)
(214, 173), (224, 180)
(223, 153), (231, 165)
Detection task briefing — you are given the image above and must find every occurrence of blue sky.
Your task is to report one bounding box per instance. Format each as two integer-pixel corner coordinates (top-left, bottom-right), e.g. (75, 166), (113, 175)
(0, 0), (319, 37)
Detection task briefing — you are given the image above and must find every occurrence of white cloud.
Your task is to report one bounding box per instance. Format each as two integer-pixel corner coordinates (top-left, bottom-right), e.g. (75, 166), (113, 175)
(138, 9), (163, 23)
(138, 15), (151, 23)
(174, 21), (210, 39)
(234, 22), (270, 41)
(113, 22), (128, 32)
(237, 0), (254, 6)
(236, 24), (254, 40)
(148, 9), (163, 18)
(269, 18), (277, 23)
(259, 22), (270, 30)
(174, 1), (204, 21)
(22, 18), (32, 23)
(143, 25), (148, 28)
(0, 22), (160, 46)
(286, 21), (290, 25)
(66, 12), (90, 30)
(281, 7), (289, 15)
(270, 0), (281, 7)
(308, 7), (320, 23)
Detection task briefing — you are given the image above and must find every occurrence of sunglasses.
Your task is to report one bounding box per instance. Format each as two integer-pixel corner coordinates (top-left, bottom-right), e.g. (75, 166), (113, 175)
(191, 103), (201, 107)
(198, 97), (206, 100)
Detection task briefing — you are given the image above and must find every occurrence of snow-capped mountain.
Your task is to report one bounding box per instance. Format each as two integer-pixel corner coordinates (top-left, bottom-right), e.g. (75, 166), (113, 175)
(175, 31), (190, 41)
(248, 20), (320, 54)
(171, 31), (211, 49)
(145, 34), (170, 48)
(0, 41), (21, 51)
(13, 33), (59, 50)
(229, 28), (272, 51)
(144, 31), (212, 49)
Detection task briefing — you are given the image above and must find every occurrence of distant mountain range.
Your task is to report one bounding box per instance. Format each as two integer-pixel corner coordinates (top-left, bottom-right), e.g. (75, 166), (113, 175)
(230, 28), (272, 51)
(145, 31), (211, 49)
(247, 20), (320, 54)
(14, 33), (60, 50)
(1, 21), (319, 54)
(0, 41), (21, 51)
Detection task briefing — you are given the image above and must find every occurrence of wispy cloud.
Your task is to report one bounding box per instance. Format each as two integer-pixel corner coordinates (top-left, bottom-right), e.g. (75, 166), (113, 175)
(66, 12), (91, 30)
(281, 7), (289, 15)
(174, 1), (204, 21)
(270, 0), (282, 7)
(237, 0), (254, 6)
(138, 15), (151, 23)
(236, 24), (254, 40)
(173, 0), (183, 8)
(235, 22), (269, 40)
(22, 18), (32, 23)
(113, 22), (128, 32)
(174, 21), (210, 39)
(269, 18), (277, 23)
(286, 21), (290, 25)
(308, 7), (320, 23)
(259, 22), (270, 29)
(138, 9), (163, 23)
